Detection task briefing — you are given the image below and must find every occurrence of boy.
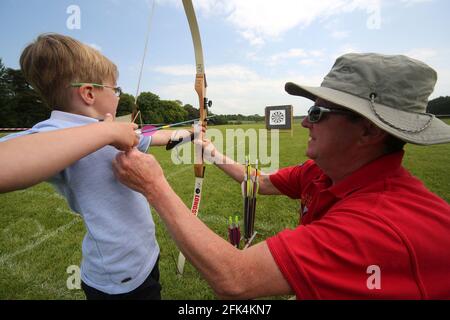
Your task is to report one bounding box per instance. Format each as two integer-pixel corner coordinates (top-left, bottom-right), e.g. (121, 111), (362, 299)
(0, 33), (192, 299)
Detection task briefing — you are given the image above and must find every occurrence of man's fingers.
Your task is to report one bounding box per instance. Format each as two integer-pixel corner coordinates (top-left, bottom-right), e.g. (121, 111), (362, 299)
(126, 147), (140, 158)
(115, 151), (130, 170)
(115, 149), (154, 171)
(111, 155), (123, 178)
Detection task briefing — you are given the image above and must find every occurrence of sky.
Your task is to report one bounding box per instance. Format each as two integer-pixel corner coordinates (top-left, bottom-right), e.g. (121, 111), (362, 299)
(1, 0), (449, 116)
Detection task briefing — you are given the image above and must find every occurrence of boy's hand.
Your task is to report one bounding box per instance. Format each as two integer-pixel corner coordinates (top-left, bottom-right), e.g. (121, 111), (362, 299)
(103, 114), (139, 151)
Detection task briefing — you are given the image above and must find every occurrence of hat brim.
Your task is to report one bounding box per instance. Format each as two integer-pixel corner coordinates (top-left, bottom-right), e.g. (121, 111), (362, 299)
(285, 82), (450, 145)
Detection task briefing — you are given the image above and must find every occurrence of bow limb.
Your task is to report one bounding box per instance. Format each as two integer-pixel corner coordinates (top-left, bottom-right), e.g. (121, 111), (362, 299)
(177, 0), (209, 275)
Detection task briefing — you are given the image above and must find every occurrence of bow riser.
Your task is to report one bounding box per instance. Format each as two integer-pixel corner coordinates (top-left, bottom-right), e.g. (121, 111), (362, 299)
(194, 73), (206, 177)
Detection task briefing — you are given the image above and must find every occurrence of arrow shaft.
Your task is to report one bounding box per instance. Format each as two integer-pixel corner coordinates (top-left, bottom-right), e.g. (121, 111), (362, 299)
(139, 115), (214, 134)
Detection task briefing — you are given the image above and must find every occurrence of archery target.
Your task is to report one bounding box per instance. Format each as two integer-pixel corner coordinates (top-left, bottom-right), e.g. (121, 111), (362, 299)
(269, 110), (286, 125)
(265, 105), (293, 130)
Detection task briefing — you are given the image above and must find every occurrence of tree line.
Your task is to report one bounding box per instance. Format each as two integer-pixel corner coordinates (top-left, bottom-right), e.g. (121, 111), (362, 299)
(0, 58), (448, 128)
(0, 59), (266, 128)
(427, 96), (450, 116)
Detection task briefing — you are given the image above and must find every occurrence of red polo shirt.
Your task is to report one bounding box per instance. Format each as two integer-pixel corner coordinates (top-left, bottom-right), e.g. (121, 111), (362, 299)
(266, 151), (450, 299)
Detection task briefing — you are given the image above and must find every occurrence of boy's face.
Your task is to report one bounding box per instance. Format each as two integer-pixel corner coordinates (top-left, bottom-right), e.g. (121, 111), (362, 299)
(91, 80), (120, 119)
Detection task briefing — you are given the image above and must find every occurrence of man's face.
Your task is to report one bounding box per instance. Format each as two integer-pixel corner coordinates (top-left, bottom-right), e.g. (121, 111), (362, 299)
(302, 99), (363, 166)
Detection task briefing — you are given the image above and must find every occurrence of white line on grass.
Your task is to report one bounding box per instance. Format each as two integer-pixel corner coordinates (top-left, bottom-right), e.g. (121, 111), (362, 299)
(0, 217), (81, 266)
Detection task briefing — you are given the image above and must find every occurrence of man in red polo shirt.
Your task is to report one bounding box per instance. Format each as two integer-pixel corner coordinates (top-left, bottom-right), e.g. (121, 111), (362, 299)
(113, 53), (450, 299)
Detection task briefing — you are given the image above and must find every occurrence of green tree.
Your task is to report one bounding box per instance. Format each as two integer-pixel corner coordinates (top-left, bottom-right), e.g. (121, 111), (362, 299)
(137, 92), (163, 124)
(136, 91), (189, 125)
(208, 114), (227, 125)
(0, 58), (14, 127)
(0, 63), (50, 128)
(7, 68), (50, 127)
(117, 93), (135, 117)
(0, 58), (7, 96)
(183, 103), (199, 120)
(159, 100), (188, 124)
(427, 96), (450, 116)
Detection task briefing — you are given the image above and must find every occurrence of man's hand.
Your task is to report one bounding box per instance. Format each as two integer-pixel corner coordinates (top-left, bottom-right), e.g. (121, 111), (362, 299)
(112, 148), (166, 199)
(103, 113), (139, 151)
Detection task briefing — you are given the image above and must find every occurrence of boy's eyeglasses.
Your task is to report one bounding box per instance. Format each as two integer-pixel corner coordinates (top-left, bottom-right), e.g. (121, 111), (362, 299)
(70, 83), (122, 97)
(307, 105), (355, 123)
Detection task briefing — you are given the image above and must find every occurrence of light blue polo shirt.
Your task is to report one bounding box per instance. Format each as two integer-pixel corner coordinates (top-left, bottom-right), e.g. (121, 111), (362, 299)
(0, 111), (160, 294)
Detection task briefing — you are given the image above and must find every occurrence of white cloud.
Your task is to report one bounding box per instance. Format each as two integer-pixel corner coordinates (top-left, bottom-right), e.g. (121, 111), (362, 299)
(310, 50), (325, 57)
(153, 63), (324, 115)
(139, 0), (447, 115)
(330, 30), (350, 40)
(268, 49), (308, 66)
(299, 59), (317, 66)
(265, 49), (327, 67)
(403, 48), (438, 61)
(323, 16), (351, 40)
(185, 0), (382, 47)
(154, 64), (259, 80)
(400, 0), (433, 7)
(332, 44), (362, 59)
(160, 0), (436, 48)
(208, 65), (260, 80)
(153, 65), (193, 76)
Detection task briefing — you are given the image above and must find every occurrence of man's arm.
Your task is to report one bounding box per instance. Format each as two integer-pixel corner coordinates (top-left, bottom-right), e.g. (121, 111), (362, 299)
(0, 115), (138, 193)
(113, 149), (293, 299)
(151, 180), (292, 299)
(203, 140), (282, 195)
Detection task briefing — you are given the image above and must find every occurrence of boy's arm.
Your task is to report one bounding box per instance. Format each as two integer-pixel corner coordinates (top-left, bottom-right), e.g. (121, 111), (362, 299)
(0, 115), (138, 193)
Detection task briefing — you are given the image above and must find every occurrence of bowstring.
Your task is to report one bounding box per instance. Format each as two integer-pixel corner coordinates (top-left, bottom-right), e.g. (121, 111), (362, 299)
(132, 0), (156, 128)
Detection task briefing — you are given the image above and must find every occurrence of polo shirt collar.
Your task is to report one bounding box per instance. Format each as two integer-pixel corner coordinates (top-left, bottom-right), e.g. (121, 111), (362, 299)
(50, 110), (99, 124)
(327, 151), (405, 199)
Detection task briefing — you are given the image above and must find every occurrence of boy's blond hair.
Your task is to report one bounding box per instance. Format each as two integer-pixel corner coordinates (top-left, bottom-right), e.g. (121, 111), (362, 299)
(20, 33), (118, 109)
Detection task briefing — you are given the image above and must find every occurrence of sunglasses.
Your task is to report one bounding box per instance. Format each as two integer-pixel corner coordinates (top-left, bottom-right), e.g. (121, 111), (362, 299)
(70, 83), (123, 97)
(307, 105), (355, 123)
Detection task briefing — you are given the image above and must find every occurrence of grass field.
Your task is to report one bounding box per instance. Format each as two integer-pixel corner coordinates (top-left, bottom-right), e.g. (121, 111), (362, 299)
(1, 121), (449, 299)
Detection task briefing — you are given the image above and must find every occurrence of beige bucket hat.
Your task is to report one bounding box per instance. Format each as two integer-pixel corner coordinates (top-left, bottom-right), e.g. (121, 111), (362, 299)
(285, 53), (450, 145)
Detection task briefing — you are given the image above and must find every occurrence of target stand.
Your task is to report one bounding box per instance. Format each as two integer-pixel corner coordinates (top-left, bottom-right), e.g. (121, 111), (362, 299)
(265, 105), (294, 136)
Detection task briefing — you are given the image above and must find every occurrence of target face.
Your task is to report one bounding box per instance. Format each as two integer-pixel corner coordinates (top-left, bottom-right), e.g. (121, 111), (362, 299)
(265, 105), (293, 130)
(269, 110), (286, 125)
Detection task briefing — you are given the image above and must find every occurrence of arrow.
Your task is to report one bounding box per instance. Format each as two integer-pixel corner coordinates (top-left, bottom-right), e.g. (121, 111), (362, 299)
(137, 115), (215, 136)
